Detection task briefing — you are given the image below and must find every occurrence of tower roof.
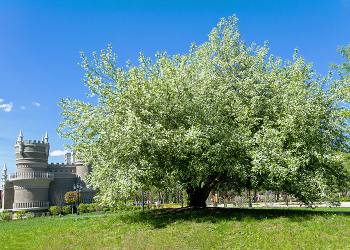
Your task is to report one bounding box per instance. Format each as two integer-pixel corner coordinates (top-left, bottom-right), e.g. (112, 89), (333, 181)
(2, 163), (7, 176)
(45, 131), (49, 143)
(18, 130), (23, 141)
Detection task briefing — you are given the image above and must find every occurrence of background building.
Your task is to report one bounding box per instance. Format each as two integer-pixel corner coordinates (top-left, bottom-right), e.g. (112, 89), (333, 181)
(1, 131), (97, 212)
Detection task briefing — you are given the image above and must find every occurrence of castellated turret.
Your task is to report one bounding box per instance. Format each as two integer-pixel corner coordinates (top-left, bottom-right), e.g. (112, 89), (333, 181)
(11, 131), (53, 211)
(14, 130), (50, 171)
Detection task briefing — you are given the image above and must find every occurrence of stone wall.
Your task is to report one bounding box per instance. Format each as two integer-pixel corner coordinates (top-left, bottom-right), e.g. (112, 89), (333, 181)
(3, 182), (14, 210)
(48, 174), (76, 206)
(14, 188), (48, 203)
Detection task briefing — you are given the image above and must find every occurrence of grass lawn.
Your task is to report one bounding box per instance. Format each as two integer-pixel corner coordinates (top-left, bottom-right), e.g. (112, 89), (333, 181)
(252, 206), (350, 213)
(1, 207), (350, 249)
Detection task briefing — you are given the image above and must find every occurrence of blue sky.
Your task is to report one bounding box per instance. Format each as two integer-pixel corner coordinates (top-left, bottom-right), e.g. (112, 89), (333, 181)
(1, 0), (350, 185)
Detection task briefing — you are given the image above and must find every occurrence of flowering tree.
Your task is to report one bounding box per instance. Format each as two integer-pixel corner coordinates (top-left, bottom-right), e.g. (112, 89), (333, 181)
(330, 43), (350, 104)
(58, 16), (350, 207)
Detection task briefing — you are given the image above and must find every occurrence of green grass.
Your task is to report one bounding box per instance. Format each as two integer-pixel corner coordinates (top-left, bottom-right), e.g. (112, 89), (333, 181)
(251, 206), (350, 212)
(2, 207), (350, 249)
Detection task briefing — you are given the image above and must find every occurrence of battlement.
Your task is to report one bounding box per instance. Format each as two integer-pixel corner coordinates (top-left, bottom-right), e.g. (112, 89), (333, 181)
(14, 140), (48, 146)
(48, 163), (72, 167)
(14, 130), (49, 146)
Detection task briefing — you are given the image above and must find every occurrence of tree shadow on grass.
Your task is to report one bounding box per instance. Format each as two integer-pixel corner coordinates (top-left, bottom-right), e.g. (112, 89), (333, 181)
(115, 206), (350, 229)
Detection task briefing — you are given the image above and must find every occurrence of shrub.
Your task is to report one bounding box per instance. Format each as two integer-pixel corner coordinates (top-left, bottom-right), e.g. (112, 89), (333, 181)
(87, 203), (96, 213)
(1, 211), (13, 221)
(26, 212), (34, 219)
(77, 203), (87, 214)
(126, 200), (134, 206)
(117, 201), (125, 211)
(62, 205), (71, 214)
(41, 213), (45, 217)
(16, 211), (26, 219)
(103, 207), (109, 213)
(95, 204), (102, 213)
(48, 206), (60, 216)
(125, 205), (133, 211)
(340, 195), (348, 202)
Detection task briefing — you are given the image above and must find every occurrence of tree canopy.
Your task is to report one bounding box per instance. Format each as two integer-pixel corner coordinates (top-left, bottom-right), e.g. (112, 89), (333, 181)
(64, 191), (80, 204)
(58, 16), (350, 207)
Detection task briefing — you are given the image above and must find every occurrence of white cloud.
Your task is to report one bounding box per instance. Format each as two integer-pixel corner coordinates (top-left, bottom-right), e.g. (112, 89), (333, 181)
(0, 99), (13, 112)
(32, 102), (41, 107)
(21, 106), (25, 109)
(50, 150), (69, 156)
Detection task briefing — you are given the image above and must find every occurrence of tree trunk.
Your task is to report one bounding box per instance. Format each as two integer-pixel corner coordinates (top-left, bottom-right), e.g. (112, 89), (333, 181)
(253, 189), (257, 203)
(186, 171), (228, 207)
(186, 187), (208, 207)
